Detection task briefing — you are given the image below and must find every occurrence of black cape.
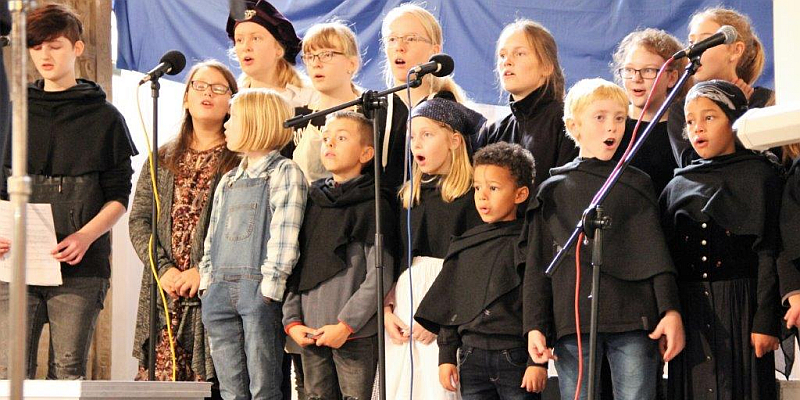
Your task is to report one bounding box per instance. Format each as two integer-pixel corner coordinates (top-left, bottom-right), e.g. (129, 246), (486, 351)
(398, 176), (483, 275)
(289, 174), (397, 292)
(659, 151), (783, 256)
(529, 158), (675, 281)
(414, 219), (524, 333)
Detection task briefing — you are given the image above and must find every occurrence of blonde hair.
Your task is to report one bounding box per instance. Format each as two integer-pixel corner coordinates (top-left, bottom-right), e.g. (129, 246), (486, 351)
(563, 78), (629, 142)
(303, 21), (361, 92)
(497, 19), (565, 97)
(690, 7), (765, 85)
(400, 119), (472, 208)
(611, 28), (689, 97)
(229, 88), (294, 152)
(381, 3), (466, 102)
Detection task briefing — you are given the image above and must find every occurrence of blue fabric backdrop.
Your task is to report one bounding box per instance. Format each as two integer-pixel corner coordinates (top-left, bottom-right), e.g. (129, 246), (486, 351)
(114, 0), (773, 106)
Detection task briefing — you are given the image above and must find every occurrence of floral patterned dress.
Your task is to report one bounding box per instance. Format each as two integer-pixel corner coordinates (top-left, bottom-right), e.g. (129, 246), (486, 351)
(136, 145), (223, 381)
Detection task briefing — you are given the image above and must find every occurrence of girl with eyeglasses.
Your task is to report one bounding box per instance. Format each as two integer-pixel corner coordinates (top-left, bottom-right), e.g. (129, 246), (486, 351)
(666, 7), (776, 168)
(129, 60), (239, 398)
(375, 3), (468, 192)
(610, 29), (686, 195)
(283, 21), (363, 184)
(473, 20), (577, 190)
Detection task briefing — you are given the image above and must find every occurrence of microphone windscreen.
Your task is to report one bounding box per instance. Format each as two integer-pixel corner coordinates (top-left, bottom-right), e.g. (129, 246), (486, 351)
(430, 53), (454, 77)
(719, 25), (738, 45)
(161, 50), (187, 75)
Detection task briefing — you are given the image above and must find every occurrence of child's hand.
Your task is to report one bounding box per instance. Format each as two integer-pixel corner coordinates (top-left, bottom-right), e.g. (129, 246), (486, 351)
(159, 267), (181, 299)
(438, 363), (459, 392)
(52, 231), (92, 265)
(521, 366), (547, 393)
(784, 294), (800, 329)
(411, 322), (436, 344)
(314, 322), (351, 349)
(287, 324), (317, 347)
(175, 268), (201, 298)
(527, 330), (554, 364)
(751, 333), (780, 358)
(0, 237), (10, 257)
(384, 307), (409, 344)
(648, 310), (685, 362)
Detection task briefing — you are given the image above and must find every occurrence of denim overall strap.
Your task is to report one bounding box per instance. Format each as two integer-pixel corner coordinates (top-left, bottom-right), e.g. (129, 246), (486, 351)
(209, 158), (281, 277)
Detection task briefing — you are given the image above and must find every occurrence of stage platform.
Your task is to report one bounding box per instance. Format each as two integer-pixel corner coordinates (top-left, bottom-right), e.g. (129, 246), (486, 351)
(0, 380), (210, 399)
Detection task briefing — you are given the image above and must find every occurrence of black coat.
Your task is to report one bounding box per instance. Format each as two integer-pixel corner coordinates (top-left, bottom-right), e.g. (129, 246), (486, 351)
(474, 86), (577, 189)
(522, 158), (680, 344)
(659, 151), (783, 400)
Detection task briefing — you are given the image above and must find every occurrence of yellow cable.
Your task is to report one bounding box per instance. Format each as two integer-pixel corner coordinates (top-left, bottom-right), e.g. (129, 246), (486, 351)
(136, 84), (178, 382)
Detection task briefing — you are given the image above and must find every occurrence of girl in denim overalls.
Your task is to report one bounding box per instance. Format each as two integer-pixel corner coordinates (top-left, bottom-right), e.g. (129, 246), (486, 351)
(198, 88), (308, 400)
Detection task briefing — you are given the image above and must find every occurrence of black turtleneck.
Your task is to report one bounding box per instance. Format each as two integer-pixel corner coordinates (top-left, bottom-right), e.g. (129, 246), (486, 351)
(473, 85), (577, 189)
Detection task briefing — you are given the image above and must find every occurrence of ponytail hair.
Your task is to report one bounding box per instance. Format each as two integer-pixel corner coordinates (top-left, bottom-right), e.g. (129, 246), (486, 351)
(690, 7), (765, 85)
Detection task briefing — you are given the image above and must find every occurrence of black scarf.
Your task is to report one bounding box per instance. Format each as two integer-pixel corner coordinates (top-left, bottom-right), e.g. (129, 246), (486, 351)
(414, 219), (524, 333)
(527, 157), (675, 281)
(290, 174), (396, 292)
(660, 151), (783, 254)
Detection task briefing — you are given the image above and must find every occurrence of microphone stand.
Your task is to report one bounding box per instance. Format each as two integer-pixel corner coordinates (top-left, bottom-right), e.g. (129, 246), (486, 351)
(147, 78), (162, 381)
(544, 55), (701, 400)
(7, 1), (32, 398)
(284, 77), (422, 400)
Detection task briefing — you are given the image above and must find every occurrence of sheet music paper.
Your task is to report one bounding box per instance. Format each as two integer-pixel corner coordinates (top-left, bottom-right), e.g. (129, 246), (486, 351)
(0, 200), (62, 286)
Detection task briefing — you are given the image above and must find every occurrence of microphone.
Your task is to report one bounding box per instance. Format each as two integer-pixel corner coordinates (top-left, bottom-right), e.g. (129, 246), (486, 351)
(409, 53), (454, 78)
(673, 25), (737, 60)
(138, 50), (187, 85)
(0, 36), (8, 47)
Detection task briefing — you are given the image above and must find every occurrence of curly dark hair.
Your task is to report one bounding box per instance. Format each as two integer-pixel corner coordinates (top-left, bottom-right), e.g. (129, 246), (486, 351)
(473, 142), (535, 189)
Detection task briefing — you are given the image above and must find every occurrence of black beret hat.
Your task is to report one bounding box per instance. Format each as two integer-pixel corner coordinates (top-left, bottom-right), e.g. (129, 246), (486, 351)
(226, 0), (302, 65)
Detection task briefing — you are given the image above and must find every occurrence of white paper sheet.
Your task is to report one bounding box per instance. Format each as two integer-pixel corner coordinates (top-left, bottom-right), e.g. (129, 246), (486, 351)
(0, 200), (62, 286)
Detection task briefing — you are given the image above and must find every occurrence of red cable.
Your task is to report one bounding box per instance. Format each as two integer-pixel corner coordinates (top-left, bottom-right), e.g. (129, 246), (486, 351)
(573, 232), (585, 400)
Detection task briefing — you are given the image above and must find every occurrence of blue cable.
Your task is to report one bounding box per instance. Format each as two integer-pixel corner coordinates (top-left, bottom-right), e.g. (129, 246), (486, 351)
(404, 69), (416, 399)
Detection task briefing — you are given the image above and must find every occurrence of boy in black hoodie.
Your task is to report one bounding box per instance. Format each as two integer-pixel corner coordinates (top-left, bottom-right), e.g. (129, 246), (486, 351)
(0, 4), (137, 379)
(283, 111), (394, 400)
(415, 142), (546, 399)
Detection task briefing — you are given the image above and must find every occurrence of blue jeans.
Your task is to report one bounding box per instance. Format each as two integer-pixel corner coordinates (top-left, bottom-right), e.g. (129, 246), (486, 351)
(0, 277), (108, 379)
(459, 346), (541, 400)
(554, 331), (659, 400)
(201, 269), (285, 400)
